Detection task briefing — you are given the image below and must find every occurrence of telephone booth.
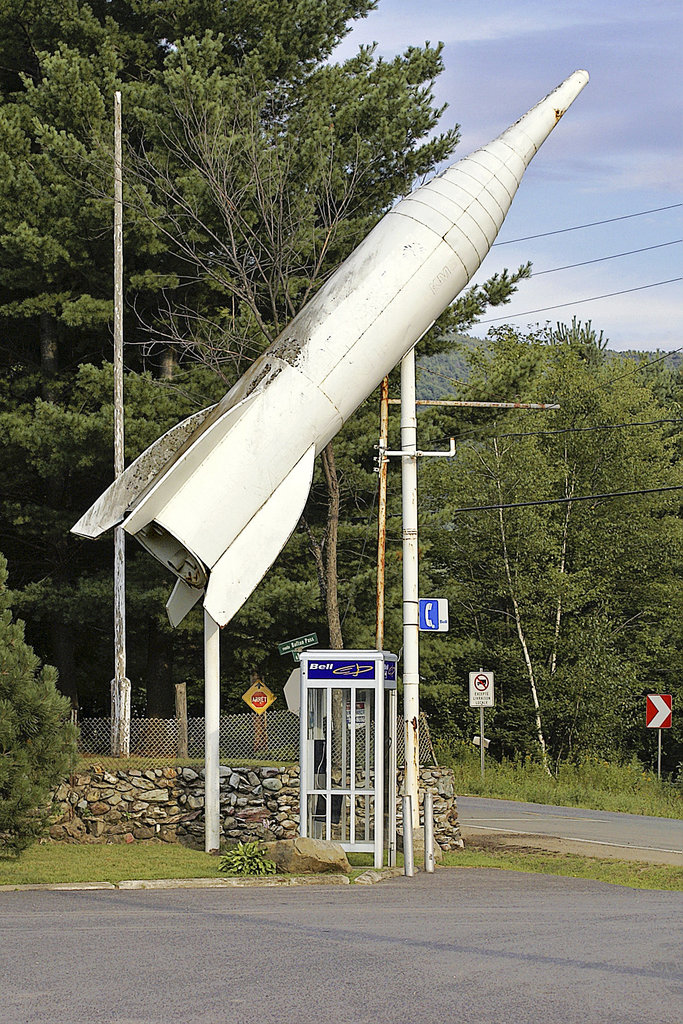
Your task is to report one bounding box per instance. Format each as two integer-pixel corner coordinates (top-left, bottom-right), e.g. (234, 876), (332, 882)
(299, 650), (397, 869)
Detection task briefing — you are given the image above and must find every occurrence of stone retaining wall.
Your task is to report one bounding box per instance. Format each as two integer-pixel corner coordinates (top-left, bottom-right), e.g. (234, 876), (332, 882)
(50, 764), (461, 849)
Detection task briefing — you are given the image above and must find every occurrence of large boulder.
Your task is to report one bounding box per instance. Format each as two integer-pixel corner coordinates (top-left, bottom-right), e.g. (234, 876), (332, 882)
(264, 837), (350, 875)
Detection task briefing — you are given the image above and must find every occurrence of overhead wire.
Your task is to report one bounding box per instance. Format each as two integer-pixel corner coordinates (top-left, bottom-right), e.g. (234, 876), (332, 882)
(532, 240), (682, 277)
(449, 484), (683, 515)
(458, 417), (683, 444)
(477, 278), (682, 325)
(492, 203), (683, 246)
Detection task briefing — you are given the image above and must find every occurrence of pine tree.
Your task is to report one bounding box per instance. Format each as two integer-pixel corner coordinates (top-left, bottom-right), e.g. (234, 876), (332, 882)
(0, 551), (76, 852)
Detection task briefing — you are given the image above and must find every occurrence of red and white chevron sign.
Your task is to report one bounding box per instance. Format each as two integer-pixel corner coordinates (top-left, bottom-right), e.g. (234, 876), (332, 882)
(646, 694), (672, 729)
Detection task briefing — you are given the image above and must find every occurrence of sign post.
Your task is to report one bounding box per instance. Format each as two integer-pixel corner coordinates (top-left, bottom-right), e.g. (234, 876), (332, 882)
(646, 694), (672, 779)
(278, 632), (318, 663)
(469, 669), (494, 779)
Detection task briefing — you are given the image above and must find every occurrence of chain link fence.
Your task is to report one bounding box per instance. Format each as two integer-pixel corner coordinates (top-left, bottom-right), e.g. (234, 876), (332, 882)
(77, 711), (437, 769)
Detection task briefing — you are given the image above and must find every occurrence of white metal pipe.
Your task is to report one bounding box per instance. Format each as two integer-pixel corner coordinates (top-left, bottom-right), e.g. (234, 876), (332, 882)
(388, 686), (398, 868)
(374, 671), (384, 869)
(204, 609), (221, 853)
(424, 790), (435, 873)
(401, 349), (420, 830)
(402, 795), (415, 877)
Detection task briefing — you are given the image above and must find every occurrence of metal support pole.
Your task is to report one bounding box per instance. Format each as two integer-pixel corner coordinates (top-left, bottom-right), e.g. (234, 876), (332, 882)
(401, 349), (420, 830)
(480, 707), (485, 780)
(424, 790), (434, 873)
(204, 609), (221, 853)
(375, 375), (389, 651)
(402, 795), (414, 877)
(111, 89), (130, 757)
(657, 730), (662, 781)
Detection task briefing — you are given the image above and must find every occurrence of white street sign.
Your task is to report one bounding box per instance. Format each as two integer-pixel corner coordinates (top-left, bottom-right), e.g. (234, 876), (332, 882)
(283, 668), (301, 715)
(469, 670), (494, 708)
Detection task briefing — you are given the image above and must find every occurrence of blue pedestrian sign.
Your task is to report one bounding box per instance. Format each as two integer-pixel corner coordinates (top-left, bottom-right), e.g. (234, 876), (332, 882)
(418, 598), (449, 632)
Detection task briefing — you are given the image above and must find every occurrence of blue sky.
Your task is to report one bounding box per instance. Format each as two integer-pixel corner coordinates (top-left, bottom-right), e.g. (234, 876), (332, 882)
(333, 0), (682, 351)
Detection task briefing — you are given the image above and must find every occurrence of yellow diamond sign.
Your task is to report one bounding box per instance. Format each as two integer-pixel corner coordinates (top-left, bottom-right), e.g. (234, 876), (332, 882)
(242, 681), (276, 715)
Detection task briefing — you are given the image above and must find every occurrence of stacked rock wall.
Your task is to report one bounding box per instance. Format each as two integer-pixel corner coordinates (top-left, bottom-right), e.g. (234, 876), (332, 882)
(396, 766), (463, 851)
(49, 764), (460, 849)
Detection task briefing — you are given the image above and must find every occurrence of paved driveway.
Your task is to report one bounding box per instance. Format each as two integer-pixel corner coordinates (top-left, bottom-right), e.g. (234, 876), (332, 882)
(458, 795), (683, 864)
(1, 871), (681, 1024)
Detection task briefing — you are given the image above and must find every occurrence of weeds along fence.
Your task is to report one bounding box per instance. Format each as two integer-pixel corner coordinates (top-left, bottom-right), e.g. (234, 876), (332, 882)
(77, 711), (437, 770)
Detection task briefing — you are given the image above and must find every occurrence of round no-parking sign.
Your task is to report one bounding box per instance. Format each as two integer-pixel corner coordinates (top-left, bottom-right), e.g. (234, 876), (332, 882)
(469, 670), (494, 708)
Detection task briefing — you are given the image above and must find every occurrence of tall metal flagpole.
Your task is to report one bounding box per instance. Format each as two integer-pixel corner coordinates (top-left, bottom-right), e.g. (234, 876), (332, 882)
(111, 90), (130, 757)
(400, 348), (420, 830)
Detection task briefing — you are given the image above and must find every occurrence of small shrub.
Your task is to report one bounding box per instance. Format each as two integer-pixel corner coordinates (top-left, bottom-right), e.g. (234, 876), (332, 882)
(219, 841), (277, 876)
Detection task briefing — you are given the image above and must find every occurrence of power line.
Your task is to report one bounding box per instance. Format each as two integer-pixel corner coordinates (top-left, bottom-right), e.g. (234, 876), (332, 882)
(432, 417), (683, 448)
(478, 278), (682, 324)
(533, 240), (682, 277)
(493, 204), (683, 246)
(417, 363), (472, 390)
(450, 484), (683, 515)
(581, 344), (683, 398)
(475, 416), (683, 441)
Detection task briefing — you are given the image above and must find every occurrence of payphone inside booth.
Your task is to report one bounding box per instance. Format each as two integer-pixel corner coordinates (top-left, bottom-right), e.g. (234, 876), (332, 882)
(299, 650), (397, 869)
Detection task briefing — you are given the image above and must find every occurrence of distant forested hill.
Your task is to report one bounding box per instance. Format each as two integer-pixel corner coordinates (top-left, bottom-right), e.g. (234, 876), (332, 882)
(417, 336), (681, 400)
(417, 335), (481, 399)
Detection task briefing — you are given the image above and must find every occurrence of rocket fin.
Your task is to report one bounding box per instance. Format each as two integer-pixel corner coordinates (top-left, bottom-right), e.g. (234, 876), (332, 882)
(203, 444), (316, 628)
(122, 391), (261, 537)
(72, 404), (217, 538)
(166, 577), (205, 629)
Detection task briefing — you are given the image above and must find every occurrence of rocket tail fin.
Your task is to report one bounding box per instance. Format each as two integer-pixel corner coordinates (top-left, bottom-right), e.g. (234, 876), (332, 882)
(72, 404), (217, 538)
(204, 444), (316, 628)
(166, 577), (205, 629)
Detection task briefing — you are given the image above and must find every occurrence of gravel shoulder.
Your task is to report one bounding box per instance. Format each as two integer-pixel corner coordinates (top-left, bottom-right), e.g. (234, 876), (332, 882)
(459, 825), (683, 865)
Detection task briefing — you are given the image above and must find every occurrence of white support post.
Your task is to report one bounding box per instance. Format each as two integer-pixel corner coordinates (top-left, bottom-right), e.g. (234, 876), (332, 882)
(401, 348), (420, 830)
(402, 795), (415, 877)
(424, 790), (435, 873)
(204, 609), (221, 853)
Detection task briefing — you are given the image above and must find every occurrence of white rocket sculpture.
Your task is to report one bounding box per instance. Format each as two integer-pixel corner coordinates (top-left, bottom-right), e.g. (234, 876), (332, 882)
(74, 70), (589, 628)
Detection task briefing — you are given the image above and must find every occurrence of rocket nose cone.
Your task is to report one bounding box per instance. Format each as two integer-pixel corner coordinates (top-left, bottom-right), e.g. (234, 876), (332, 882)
(552, 69), (590, 113)
(495, 68), (590, 166)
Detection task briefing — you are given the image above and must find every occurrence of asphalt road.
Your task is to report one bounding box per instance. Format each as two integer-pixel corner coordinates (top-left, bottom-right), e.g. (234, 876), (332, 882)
(457, 796), (683, 863)
(1, 872), (681, 1024)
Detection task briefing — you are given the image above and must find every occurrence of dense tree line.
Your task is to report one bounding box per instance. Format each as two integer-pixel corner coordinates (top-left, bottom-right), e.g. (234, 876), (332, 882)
(0, 2), (680, 775)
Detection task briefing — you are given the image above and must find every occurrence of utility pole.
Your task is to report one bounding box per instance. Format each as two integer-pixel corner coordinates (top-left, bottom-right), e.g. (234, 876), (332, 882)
(375, 376), (389, 651)
(377, 361), (559, 833)
(400, 348), (420, 830)
(111, 90), (130, 757)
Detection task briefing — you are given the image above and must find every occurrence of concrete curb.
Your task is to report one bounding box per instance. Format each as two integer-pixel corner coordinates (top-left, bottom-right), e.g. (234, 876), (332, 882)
(0, 873), (353, 893)
(354, 867), (405, 885)
(0, 881), (117, 892)
(117, 874), (351, 889)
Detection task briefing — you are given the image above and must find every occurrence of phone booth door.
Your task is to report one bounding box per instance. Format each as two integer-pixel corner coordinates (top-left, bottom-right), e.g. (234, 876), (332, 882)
(299, 650), (396, 869)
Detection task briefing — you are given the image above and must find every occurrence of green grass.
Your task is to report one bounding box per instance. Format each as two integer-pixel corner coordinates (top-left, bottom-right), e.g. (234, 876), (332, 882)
(1, 840), (680, 892)
(441, 846), (683, 891)
(436, 745), (683, 818)
(0, 843), (224, 887)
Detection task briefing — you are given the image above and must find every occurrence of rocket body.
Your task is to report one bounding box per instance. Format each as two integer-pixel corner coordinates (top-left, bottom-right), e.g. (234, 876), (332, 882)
(73, 70), (589, 627)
